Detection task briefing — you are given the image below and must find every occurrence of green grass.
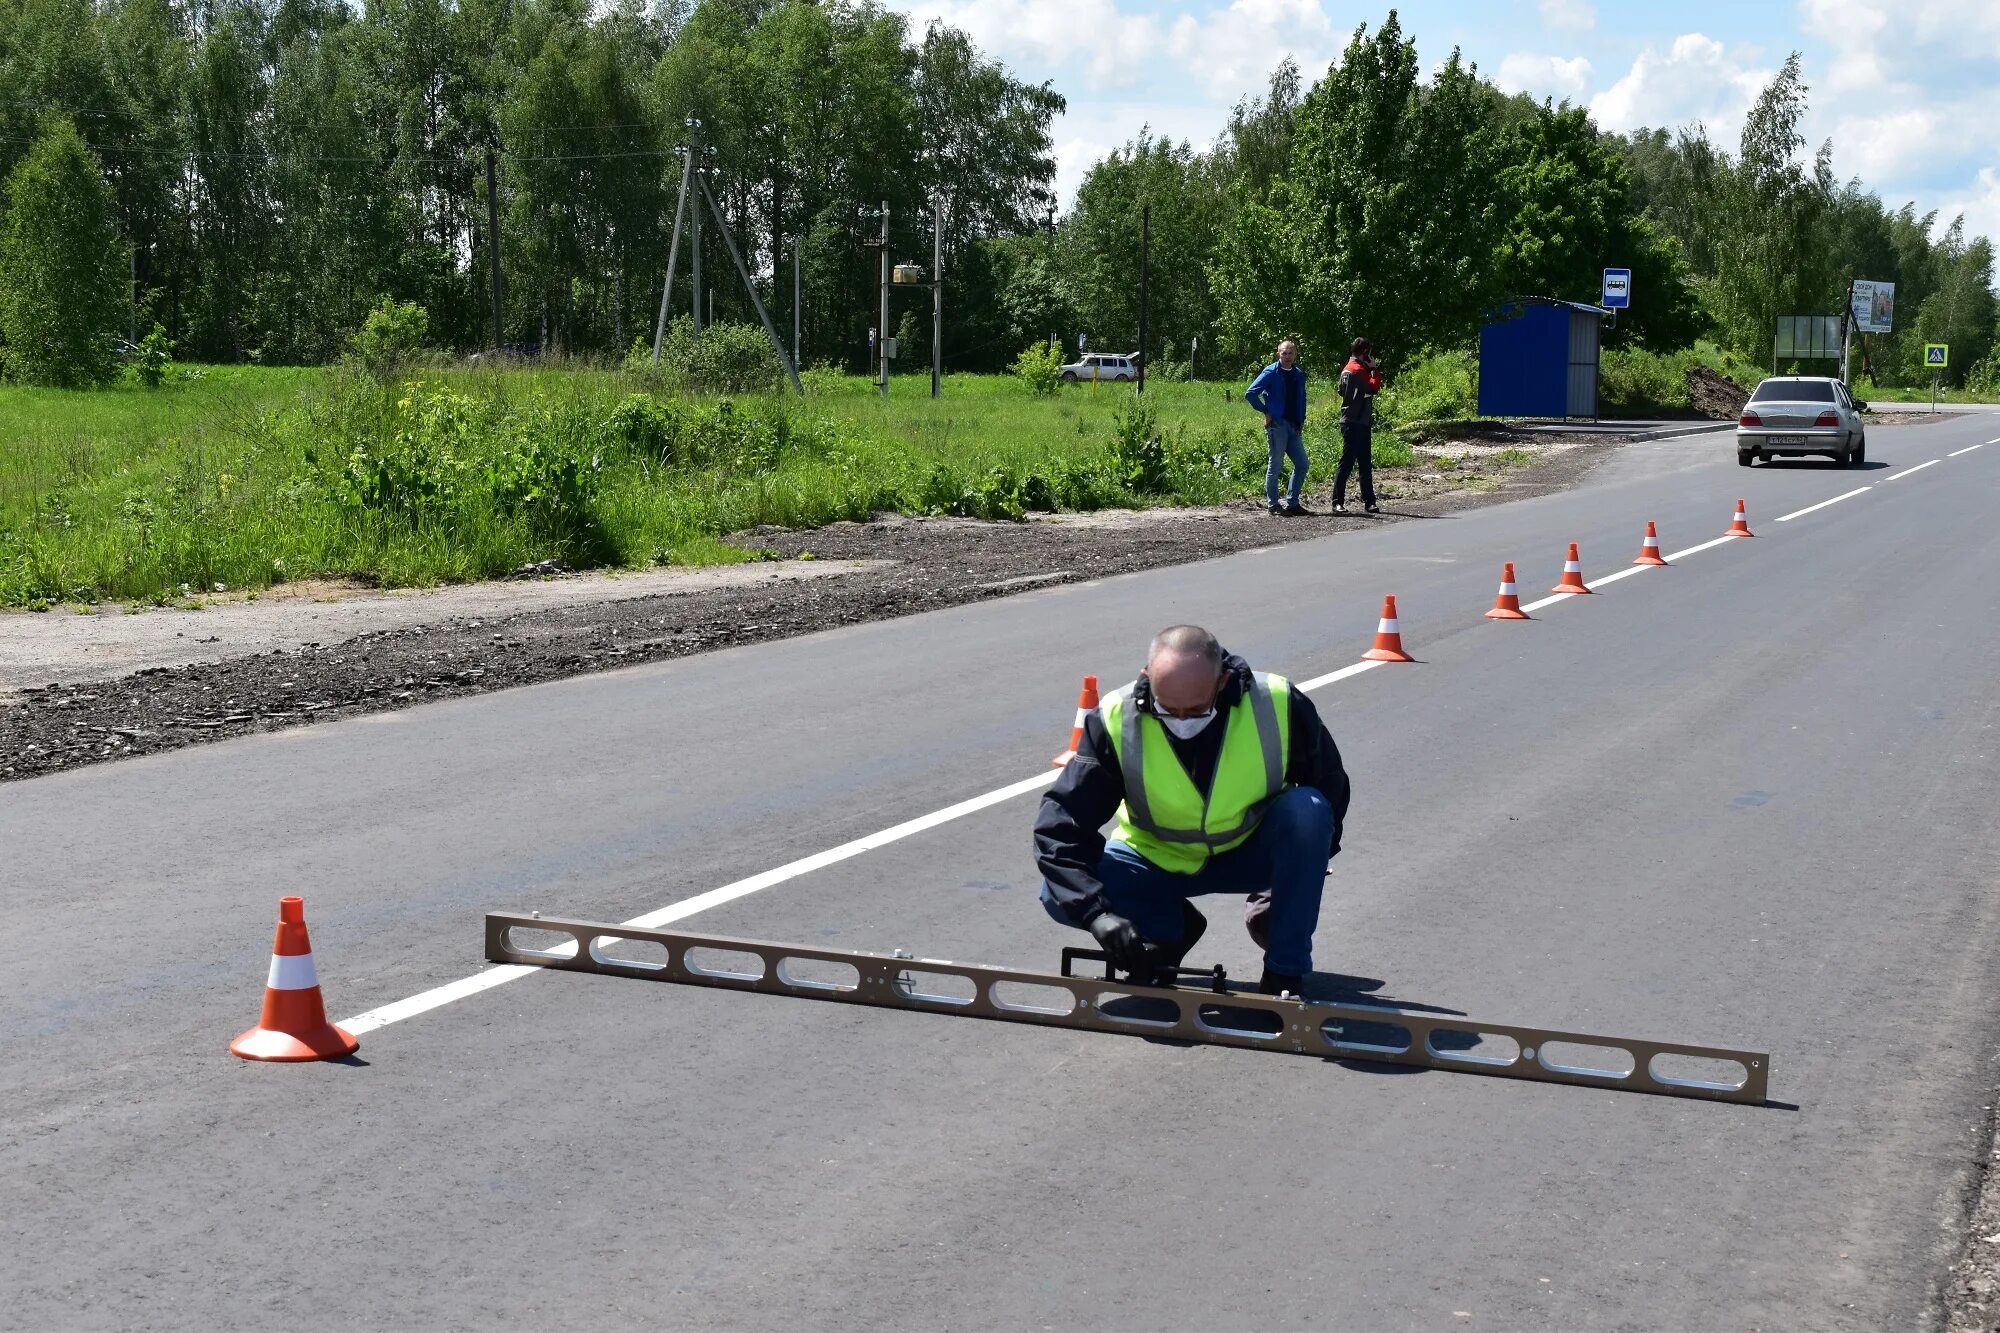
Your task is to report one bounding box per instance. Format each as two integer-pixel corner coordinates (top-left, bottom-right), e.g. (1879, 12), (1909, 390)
(1849, 383), (1999, 406)
(0, 364), (1375, 607)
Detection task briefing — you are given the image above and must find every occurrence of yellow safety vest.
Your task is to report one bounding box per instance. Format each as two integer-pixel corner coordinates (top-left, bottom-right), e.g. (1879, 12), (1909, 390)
(1103, 672), (1292, 873)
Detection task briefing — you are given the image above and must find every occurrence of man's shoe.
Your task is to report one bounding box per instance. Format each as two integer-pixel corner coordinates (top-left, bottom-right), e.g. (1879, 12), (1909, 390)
(1364, 504), (1381, 515)
(1282, 501), (1311, 517)
(1331, 502), (1349, 515)
(1267, 502), (1283, 516)
(1258, 968), (1305, 998)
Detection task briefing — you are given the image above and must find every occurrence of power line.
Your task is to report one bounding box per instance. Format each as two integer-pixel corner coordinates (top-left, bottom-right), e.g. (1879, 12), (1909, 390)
(0, 131), (680, 165)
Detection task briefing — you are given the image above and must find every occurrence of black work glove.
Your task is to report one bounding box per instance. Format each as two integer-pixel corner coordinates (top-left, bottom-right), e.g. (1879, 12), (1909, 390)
(1089, 912), (1146, 968)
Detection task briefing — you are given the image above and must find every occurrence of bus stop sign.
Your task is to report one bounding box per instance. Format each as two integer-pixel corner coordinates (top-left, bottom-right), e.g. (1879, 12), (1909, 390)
(1601, 268), (1632, 309)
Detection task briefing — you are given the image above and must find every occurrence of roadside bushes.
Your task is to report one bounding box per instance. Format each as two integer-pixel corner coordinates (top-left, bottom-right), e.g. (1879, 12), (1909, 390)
(1598, 342), (1762, 415)
(1010, 341), (1064, 397)
(626, 317), (784, 394)
(349, 299), (430, 381)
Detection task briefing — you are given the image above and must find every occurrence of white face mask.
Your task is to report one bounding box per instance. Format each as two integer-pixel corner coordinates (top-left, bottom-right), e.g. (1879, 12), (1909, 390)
(1158, 709), (1217, 740)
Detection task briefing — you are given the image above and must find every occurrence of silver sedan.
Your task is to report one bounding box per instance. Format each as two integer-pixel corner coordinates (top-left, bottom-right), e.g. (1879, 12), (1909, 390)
(1736, 375), (1868, 467)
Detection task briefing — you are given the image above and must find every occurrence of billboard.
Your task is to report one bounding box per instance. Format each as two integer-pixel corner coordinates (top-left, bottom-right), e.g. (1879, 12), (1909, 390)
(1851, 279), (1895, 334)
(1775, 315), (1842, 360)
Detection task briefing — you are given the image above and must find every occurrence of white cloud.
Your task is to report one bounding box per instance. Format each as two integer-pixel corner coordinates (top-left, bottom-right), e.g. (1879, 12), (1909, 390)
(891, 0), (1165, 92)
(1496, 52), (1592, 101)
(1163, 0), (1343, 102)
(1935, 167), (2000, 249)
(1589, 33), (1775, 139)
(1830, 106), (1946, 182)
(1538, 0), (1596, 33)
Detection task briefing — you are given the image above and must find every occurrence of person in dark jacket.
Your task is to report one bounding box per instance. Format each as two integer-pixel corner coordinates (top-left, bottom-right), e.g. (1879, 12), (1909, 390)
(1244, 339), (1310, 516)
(1333, 337), (1383, 515)
(1034, 624), (1350, 996)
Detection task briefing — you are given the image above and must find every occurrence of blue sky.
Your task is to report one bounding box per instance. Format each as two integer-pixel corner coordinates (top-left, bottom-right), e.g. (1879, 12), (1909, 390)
(882, 0), (2000, 248)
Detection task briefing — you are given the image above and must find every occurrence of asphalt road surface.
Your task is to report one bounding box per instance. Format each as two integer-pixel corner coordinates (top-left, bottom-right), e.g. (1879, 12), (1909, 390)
(5, 416), (1999, 1331)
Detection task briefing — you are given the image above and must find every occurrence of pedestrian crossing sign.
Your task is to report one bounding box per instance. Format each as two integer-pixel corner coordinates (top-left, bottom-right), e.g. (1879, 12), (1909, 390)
(1925, 343), (1949, 368)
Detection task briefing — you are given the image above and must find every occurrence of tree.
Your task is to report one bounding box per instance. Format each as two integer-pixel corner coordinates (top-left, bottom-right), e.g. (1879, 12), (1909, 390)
(1282, 15), (1501, 365)
(1494, 103), (1700, 350)
(1061, 131), (1230, 365)
(0, 116), (130, 387)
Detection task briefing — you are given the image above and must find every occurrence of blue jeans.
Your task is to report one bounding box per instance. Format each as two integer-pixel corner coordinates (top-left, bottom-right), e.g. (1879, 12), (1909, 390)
(1265, 421), (1308, 508)
(1040, 785), (1335, 975)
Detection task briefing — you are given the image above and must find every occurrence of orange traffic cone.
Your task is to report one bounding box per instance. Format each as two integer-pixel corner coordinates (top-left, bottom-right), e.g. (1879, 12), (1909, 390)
(1551, 543), (1593, 594)
(1725, 499), (1754, 537)
(1633, 522), (1668, 566)
(1361, 595), (1415, 662)
(1052, 675), (1100, 767)
(1485, 562), (1530, 619)
(230, 896), (358, 1062)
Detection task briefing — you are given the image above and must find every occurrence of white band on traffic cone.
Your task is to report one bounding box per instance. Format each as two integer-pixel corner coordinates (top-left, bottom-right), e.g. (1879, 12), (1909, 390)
(1378, 618), (1399, 633)
(1564, 560), (1581, 573)
(1498, 582), (1517, 595)
(267, 951), (321, 991)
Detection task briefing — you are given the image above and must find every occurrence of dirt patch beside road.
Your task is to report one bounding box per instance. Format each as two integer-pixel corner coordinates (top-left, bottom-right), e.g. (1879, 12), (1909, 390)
(0, 434), (1618, 782)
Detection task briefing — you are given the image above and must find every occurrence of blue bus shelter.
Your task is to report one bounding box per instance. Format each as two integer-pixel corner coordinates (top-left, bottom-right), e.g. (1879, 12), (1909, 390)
(1477, 299), (1604, 420)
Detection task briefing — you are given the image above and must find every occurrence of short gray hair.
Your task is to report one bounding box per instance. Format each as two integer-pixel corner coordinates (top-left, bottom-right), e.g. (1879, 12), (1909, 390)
(1148, 624), (1223, 668)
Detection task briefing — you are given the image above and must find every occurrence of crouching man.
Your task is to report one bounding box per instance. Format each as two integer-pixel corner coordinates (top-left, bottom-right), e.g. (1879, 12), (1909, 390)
(1034, 625), (1350, 995)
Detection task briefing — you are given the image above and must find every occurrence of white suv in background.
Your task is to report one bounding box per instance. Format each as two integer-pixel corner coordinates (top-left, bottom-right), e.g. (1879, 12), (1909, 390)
(1060, 353), (1138, 383)
(1736, 376), (1868, 467)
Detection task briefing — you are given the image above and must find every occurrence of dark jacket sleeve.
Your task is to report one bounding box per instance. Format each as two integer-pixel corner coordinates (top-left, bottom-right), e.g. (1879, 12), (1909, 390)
(1033, 710), (1125, 926)
(1285, 685), (1349, 858)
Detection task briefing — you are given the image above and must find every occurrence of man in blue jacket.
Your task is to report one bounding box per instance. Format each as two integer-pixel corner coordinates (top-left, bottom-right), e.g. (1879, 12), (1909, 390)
(1245, 339), (1309, 516)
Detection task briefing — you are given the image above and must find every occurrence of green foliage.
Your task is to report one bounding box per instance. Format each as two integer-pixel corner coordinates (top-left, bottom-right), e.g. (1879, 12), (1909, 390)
(1598, 348), (1689, 412)
(1107, 396), (1166, 492)
(1010, 341), (1065, 397)
(1596, 342), (1762, 413)
(327, 380), (475, 514)
(0, 116), (129, 388)
(1060, 131), (1230, 369)
(1371, 435), (1415, 467)
(486, 403), (604, 536)
(349, 300), (430, 381)
(132, 323), (175, 389)
(1375, 350), (1479, 430)
(4, 367), (1427, 606)
(1282, 16), (1500, 366)
(645, 317), (784, 395)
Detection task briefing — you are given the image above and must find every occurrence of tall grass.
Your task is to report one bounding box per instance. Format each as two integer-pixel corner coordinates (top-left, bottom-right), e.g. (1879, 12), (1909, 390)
(0, 365), (1343, 607)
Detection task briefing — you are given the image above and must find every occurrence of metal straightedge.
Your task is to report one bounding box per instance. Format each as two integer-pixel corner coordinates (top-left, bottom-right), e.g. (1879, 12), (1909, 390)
(485, 913), (1771, 1106)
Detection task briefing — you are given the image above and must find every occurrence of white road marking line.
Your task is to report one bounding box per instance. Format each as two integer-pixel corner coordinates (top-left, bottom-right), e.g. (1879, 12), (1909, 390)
(1295, 660), (1386, 691)
(1950, 443), (1986, 456)
(1884, 459), (1940, 481)
(1777, 488), (1871, 522)
(1584, 565), (1653, 589)
(337, 479), (1849, 1035)
(1661, 535), (1741, 562)
(339, 770), (1060, 1034)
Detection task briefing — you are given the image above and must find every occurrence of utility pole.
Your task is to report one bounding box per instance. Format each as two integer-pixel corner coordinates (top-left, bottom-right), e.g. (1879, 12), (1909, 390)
(1136, 202), (1150, 395)
(690, 122), (703, 342)
(486, 146), (505, 351)
(793, 233), (801, 371)
(692, 172), (803, 395)
(878, 199), (890, 399)
(652, 141), (694, 363)
(932, 193), (943, 399)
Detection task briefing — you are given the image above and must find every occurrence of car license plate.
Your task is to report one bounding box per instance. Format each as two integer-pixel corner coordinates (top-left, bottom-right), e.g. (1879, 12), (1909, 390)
(1765, 434), (1807, 445)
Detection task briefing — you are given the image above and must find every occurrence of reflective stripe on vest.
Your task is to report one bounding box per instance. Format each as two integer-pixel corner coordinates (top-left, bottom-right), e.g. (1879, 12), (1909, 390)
(1104, 671), (1291, 871)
